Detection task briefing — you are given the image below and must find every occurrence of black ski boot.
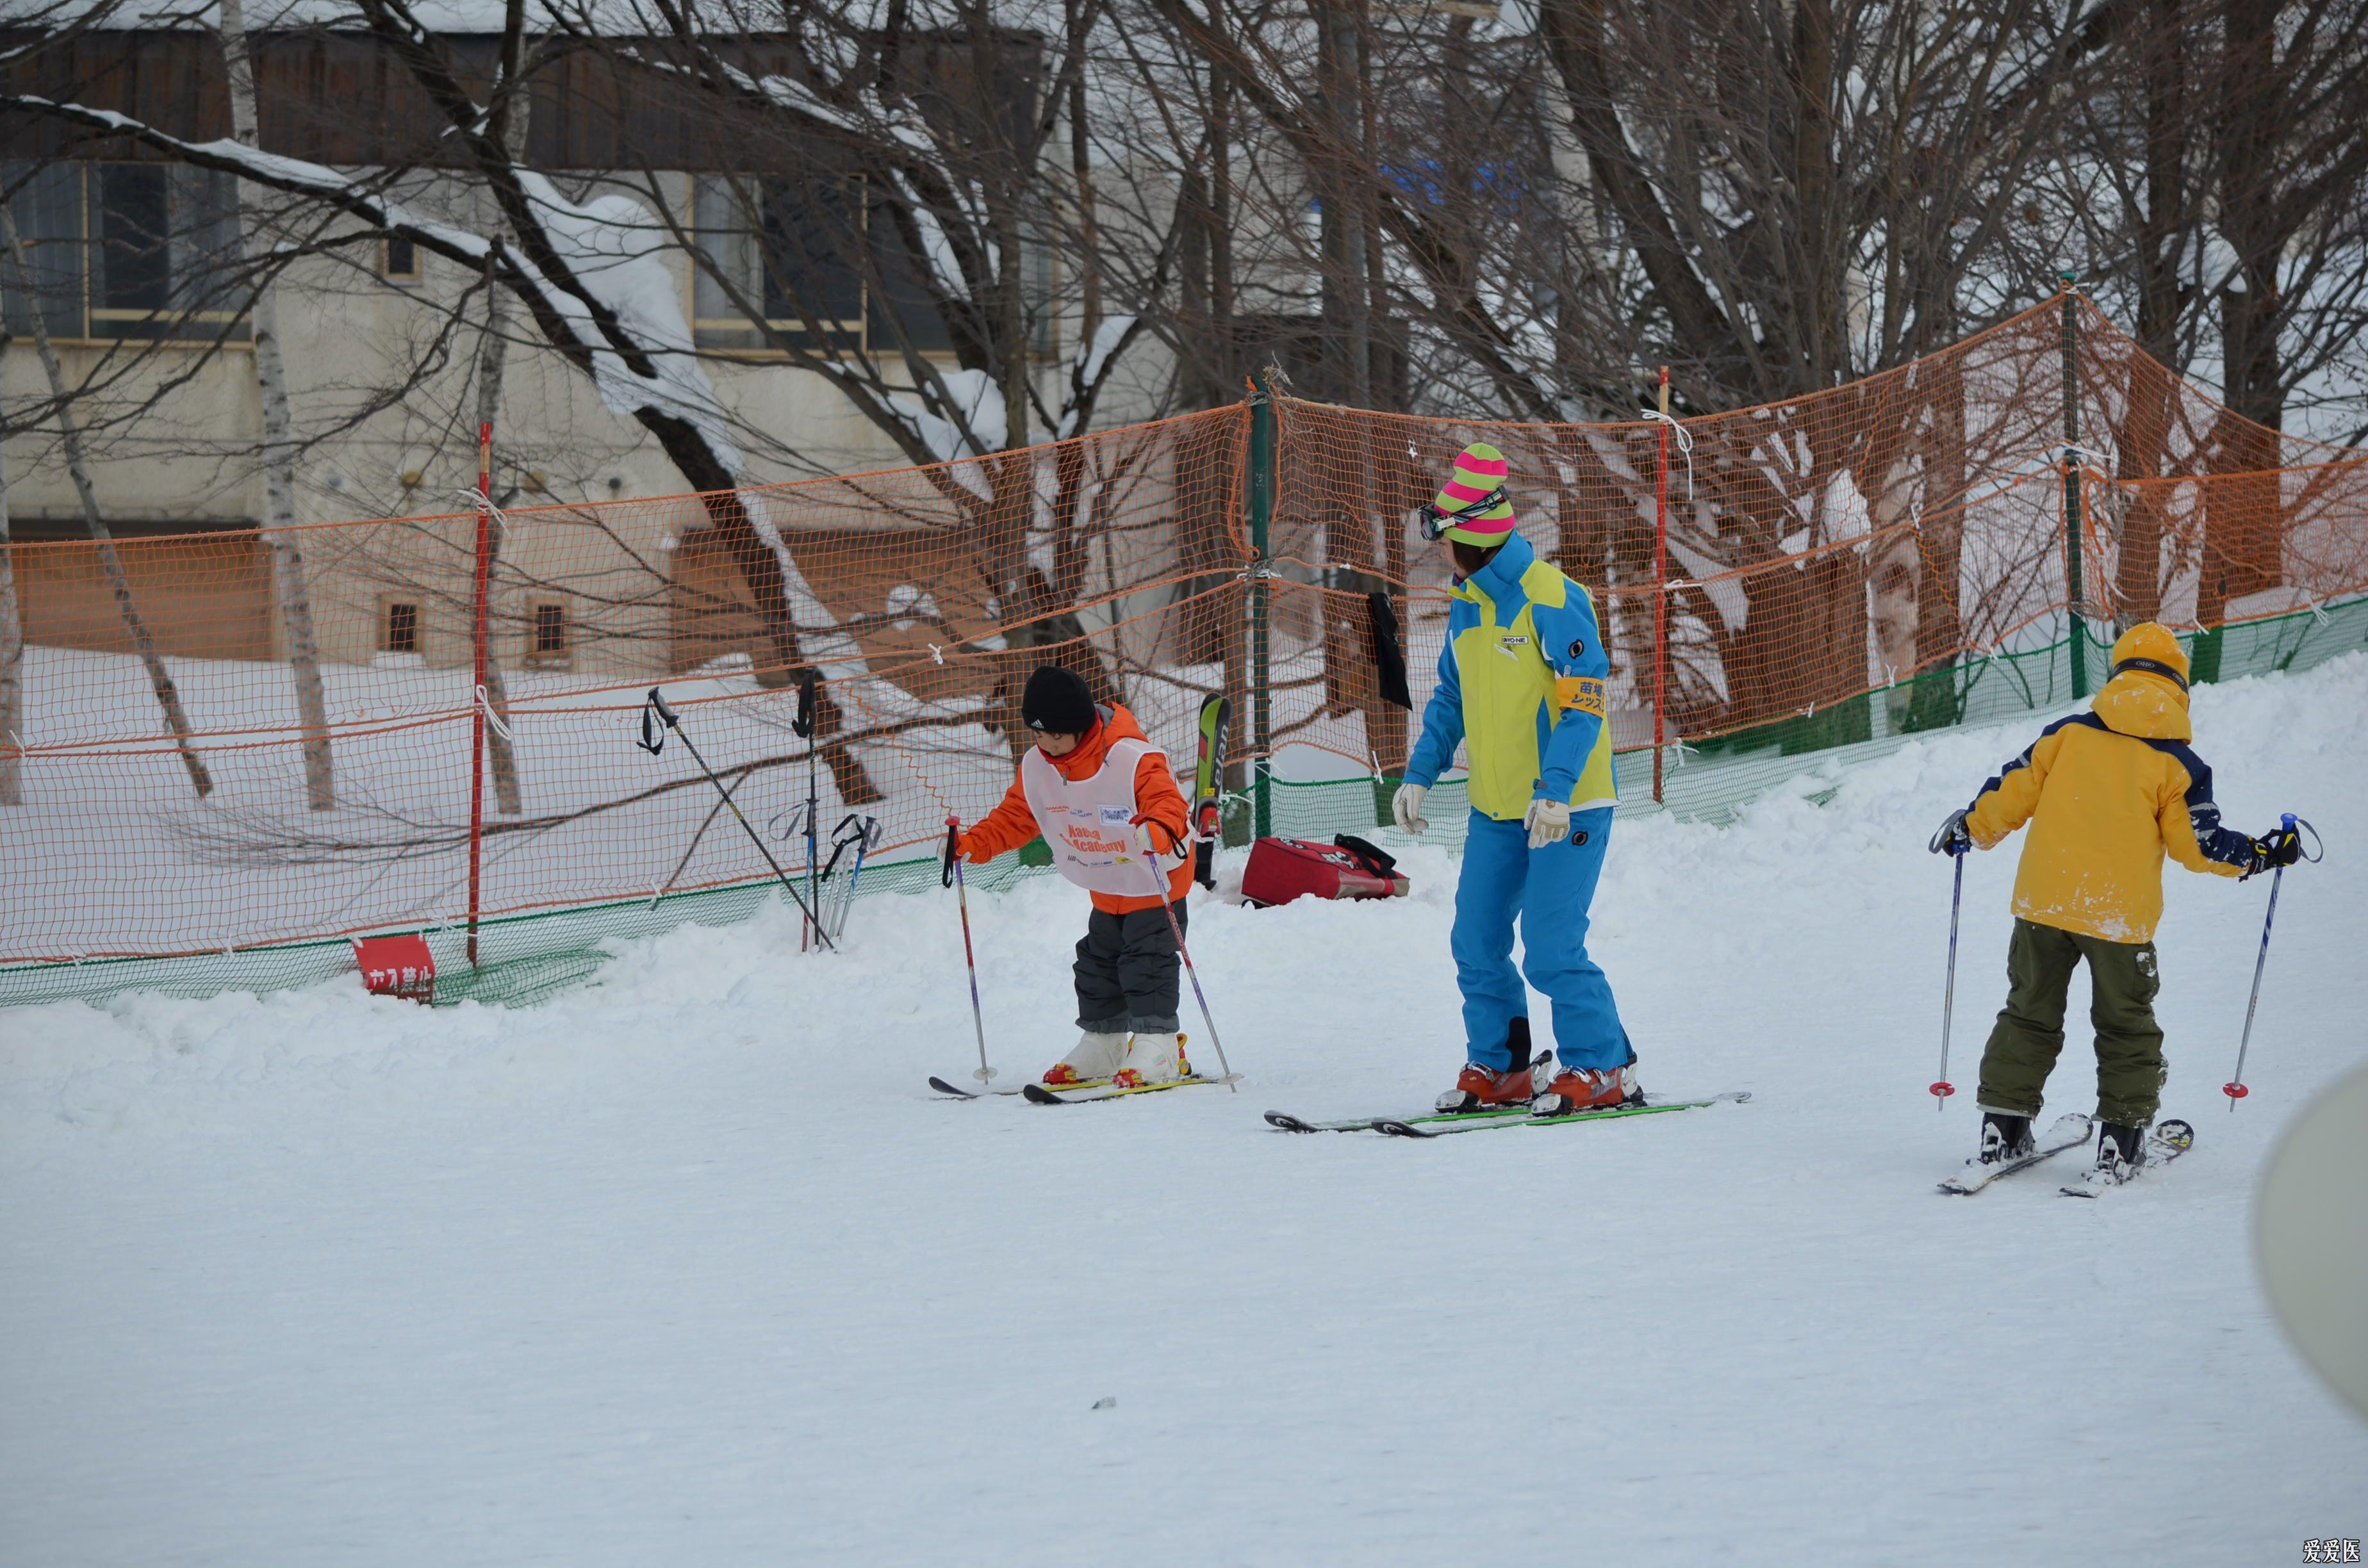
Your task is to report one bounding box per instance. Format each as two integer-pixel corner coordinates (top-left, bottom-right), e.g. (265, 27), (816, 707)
(1977, 1109), (2035, 1165)
(2076, 1120), (2149, 1189)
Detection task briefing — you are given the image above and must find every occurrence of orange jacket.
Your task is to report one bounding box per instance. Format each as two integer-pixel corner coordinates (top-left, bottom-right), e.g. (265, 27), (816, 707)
(961, 703), (1194, 913)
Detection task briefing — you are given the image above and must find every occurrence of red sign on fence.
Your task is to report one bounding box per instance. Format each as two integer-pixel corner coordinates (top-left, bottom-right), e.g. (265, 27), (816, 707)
(352, 934), (435, 1004)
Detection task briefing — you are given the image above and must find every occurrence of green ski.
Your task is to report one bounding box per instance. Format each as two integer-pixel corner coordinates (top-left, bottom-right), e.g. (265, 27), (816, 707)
(1192, 695), (1233, 889)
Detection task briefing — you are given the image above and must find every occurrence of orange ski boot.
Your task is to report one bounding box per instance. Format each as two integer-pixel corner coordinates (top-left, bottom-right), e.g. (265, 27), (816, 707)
(1531, 1061), (1642, 1117)
(1434, 1056), (1543, 1113)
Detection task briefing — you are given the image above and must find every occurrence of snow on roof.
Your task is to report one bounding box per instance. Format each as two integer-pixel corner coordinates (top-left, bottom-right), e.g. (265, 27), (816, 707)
(37, 0), (912, 33)
(36, 0), (549, 29)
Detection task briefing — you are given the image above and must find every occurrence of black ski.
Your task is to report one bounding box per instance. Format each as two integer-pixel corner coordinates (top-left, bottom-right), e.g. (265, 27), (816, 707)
(1371, 1091), (1749, 1137)
(1022, 1073), (1240, 1104)
(930, 1074), (1113, 1099)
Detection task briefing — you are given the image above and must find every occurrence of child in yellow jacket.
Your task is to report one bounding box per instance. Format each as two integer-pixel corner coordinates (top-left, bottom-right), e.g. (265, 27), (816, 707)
(1931, 623), (2303, 1183)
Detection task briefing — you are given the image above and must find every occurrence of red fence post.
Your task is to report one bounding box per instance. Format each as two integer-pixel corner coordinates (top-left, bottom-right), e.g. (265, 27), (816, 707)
(467, 420), (492, 966)
(1652, 366), (1671, 805)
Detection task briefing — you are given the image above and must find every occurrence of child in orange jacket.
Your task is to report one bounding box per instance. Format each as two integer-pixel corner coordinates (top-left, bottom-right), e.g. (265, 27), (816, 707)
(951, 665), (1196, 1087)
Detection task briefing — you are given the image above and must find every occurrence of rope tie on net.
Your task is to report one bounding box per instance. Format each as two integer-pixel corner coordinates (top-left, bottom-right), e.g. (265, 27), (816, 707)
(1640, 406), (1695, 500)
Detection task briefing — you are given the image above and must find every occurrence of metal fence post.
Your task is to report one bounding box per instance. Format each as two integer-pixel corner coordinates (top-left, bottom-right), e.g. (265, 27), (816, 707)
(2060, 272), (2087, 699)
(1247, 373), (1276, 839)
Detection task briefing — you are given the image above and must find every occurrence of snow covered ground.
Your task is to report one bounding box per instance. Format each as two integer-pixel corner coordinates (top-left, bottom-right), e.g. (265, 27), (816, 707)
(4, 656), (2365, 1565)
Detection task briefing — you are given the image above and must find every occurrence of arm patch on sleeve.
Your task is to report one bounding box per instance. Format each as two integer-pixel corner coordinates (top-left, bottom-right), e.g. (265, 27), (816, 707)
(1556, 676), (1607, 718)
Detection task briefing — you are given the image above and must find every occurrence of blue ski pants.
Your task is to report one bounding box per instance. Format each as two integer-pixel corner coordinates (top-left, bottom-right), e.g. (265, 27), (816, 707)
(1453, 807), (1631, 1072)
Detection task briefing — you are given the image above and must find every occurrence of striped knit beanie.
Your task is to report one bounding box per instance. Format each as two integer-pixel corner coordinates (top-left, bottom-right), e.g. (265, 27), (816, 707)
(1432, 442), (1517, 546)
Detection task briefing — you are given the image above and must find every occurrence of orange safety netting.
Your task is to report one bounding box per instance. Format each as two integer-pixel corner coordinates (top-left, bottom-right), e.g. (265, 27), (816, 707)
(3, 292), (2365, 978)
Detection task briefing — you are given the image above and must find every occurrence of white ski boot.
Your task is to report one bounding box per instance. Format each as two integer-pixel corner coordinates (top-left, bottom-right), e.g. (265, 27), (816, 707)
(1113, 1031), (1186, 1088)
(1042, 1030), (1130, 1087)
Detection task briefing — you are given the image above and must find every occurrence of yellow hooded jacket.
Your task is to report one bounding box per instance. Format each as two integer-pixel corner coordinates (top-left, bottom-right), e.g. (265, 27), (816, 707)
(1964, 626), (2251, 944)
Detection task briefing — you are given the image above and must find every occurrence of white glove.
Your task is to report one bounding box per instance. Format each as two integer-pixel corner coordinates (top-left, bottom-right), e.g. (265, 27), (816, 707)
(1392, 782), (1430, 837)
(1524, 797), (1571, 849)
(1131, 818), (1167, 856)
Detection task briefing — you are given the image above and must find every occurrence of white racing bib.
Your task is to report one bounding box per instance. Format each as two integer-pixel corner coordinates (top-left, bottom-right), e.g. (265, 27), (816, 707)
(1021, 737), (1188, 898)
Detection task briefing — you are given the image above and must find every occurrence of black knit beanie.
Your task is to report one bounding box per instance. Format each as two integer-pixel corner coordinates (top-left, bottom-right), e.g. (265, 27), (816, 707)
(1021, 665), (1097, 734)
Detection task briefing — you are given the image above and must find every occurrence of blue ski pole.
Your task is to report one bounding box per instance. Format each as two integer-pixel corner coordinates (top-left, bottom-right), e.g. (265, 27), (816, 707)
(2225, 812), (2314, 1109)
(1932, 849), (1964, 1111)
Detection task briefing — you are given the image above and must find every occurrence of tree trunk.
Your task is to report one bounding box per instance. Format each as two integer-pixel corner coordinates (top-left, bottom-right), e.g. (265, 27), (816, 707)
(2110, 350), (2173, 627)
(2109, 0), (2193, 630)
(472, 271), (524, 815)
(464, 46), (534, 817)
(0, 429), (23, 806)
(1313, 0), (1373, 407)
(2194, 0), (2288, 658)
(1907, 356), (1969, 731)
(0, 206), (213, 797)
(1066, 0), (1101, 350)
(219, 0), (334, 810)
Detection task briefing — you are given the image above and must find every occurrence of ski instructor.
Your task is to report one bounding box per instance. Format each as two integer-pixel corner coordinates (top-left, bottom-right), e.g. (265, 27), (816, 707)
(1391, 442), (1638, 1118)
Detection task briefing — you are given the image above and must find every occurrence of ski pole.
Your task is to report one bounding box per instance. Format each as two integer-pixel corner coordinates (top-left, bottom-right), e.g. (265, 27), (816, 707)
(1131, 816), (1235, 1091)
(944, 816), (994, 1082)
(839, 815), (880, 941)
(1931, 842), (1964, 1111)
(2225, 812), (2315, 1109)
(637, 689), (834, 951)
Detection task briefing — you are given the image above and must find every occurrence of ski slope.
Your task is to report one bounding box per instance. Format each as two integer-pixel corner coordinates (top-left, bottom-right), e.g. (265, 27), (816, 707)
(5, 656), (2366, 1565)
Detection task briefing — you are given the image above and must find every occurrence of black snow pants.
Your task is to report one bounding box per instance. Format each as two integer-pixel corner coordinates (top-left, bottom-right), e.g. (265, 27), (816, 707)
(1074, 901), (1186, 1035)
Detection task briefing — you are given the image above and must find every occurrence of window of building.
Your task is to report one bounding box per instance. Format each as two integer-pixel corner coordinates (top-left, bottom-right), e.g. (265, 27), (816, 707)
(689, 174), (1058, 361)
(692, 174), (869, 352)
(1, 160), (251, 343)
(382, 234), (421, 282)
(527, 601), (570, 665)
(380, 598), (421, 655)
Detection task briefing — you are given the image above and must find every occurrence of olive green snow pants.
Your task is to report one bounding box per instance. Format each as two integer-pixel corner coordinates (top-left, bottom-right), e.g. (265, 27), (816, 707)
(1976, 918), (2167, 1125)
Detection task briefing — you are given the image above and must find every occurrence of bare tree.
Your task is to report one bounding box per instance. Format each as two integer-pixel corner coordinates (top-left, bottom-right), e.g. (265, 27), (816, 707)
(219, 0), (336, 809)
(554, 0), (1215, 738)
(0, 203), (214, 797)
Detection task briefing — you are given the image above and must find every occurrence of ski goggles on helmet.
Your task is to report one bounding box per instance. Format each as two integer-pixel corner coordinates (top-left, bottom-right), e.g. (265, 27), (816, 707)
(1418, 486), (1508, 540)
(2110, 655), (2189, 692)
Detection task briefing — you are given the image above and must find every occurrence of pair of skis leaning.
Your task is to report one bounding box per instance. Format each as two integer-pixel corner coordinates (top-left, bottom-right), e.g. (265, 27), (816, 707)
(1936, 1113), (2195, 1195)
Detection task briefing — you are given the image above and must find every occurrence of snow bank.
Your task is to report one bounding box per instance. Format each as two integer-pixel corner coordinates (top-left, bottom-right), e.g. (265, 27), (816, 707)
(4, 656), (2365, 1564)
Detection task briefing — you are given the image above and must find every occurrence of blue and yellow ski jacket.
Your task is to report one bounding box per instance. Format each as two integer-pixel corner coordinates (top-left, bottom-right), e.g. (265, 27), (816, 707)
(1403, 530), (1618, 821)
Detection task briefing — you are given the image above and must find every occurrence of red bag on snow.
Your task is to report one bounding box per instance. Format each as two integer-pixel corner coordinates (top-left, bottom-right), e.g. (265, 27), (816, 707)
(1240, 834), (1410, 908)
